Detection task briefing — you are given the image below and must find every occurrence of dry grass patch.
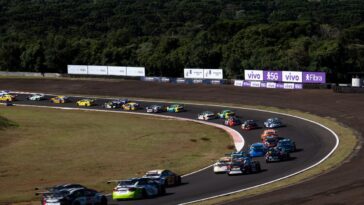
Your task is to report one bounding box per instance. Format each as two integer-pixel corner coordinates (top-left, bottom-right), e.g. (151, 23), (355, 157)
(0, 106), (231, 203)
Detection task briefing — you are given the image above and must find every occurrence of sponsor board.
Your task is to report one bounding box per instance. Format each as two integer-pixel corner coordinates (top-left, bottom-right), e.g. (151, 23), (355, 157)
(283, 83), (295, 89)
(244, 70), (264, 81)
(126, 67), (145, 77)
(67, 65), (88, 75)
(204, 69), (223, 79)
(184, 68), (204, 79)
(108, 66), (127, 76)
(266, 82), (277, 89)
(250, 81), (261, 88)
(263, 71), (282, 82)
(302, 72), (326, 83)
(88, 65), (108, 75)
(234, 80), (244, 87)
(282, 71), (302, 83)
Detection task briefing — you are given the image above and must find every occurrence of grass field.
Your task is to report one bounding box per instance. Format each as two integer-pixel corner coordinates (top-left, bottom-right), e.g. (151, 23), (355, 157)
(0, 106), (231, 203)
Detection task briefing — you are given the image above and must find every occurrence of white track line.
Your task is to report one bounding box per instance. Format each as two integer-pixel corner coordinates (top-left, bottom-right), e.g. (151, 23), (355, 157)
(6, 91), (340, 204)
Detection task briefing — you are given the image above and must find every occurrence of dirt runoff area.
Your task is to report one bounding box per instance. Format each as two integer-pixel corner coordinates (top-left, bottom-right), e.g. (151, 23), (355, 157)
(1, 78), (363, 205)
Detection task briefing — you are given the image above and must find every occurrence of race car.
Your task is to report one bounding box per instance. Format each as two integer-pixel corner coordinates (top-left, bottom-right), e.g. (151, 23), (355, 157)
(36, 184), (107, 205)
(261, 129), (278, 141)
(50, 96), (70, 104)
(197, 111), (216, 120)
(265, 147), (290, 162)
(241, 120), (259, 130)
(227, 157), (261, 175)
(277, 138), (297, 152)
(110, 178), (165, 200)
(263, 135), (279, 148)
(143, 170), (181, 186)
(26, 93), (46, 101)
(0, 90), (10, 95)
(226, 151), (249, 160)
(213, 157), (232, 174)
(76, 99), (96, 107)
(146, 105), (167, 113)
(217, 110), (235, 119)
(166, 104), (184, 112)
(249, 143), (268, 157)
(224, 116), (242, 127)
(0, 93), (16, 102)
(264, 117), (284, 128)
(122, 102), (140, 111)
(103, 100), (123, 109)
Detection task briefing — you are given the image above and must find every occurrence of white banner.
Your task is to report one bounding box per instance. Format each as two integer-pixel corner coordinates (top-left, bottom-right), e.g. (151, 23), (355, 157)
(234, 80), (244, 87)
(266, 82), (277, 89)
(126, 67), (145, 77)
(87, 65), (108, 75)
(204, 69), (223, 79)
(67, 65), (88, 75)
(244, 70), (264, 81)
(184, 68), (204, 79)
(108, 66), (127, 76)
(250, 81), (261, 88)
(282, 71), (302, 83)
(283, 83), (295, 89)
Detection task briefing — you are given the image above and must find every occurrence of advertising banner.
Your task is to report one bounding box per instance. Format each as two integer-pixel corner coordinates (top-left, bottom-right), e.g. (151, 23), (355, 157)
(302, 72), (326, 83)
(266, 82), (277, 89)
(184, 68), (204, 79)
(282, 71), (302, 83)
(250, 81), (261, 88)
(234, 80), (244, 87)
(203, 69), (223, 79)
(108, 66), (127, 76)
(283, 83), (295, 89)
(88, 65), (108, 75)
(67, 65), (88, 75)
(244, 70), (264, 81)
(126, 67), (145, 77)
(263, 71), (282, 81)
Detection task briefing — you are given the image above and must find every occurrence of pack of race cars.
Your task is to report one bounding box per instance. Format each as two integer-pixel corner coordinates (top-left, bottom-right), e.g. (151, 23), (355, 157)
(1, 91), (299, 203)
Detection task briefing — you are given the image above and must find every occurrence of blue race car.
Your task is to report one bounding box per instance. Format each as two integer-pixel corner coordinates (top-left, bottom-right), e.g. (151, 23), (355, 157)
(249, 143), (268, 157)
(264, 117), (284, 128)
(277, 138), (297, 152)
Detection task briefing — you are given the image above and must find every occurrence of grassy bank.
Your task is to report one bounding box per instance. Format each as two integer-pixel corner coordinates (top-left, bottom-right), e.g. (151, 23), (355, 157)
(0, 106), (231, 202)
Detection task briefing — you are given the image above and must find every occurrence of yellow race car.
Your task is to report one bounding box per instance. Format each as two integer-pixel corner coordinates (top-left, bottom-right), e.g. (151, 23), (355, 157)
(122, 102), (140, 111)
(0, 94), (16, 102)
(76, 99), (95, 107)
(50, 96), (70, 104)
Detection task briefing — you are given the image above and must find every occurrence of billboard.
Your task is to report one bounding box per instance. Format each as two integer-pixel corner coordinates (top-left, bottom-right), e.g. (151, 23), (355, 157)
(203, 69), (223, 79)
(108, 66), (127, 76)
(184, 68), (204, 79)
(126, 67), (145, 77)
(67, 65), (88, 75)
(244, 70), (264, 81)
(88, 65), (108, 75)
(245, 70), (326, 83)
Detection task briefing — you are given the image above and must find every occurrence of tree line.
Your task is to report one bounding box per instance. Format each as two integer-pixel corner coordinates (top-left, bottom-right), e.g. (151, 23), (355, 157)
(0, 0), (363, 82)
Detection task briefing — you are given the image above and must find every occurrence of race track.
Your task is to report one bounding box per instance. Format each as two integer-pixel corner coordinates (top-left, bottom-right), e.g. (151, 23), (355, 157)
(8, 93), (338, 205)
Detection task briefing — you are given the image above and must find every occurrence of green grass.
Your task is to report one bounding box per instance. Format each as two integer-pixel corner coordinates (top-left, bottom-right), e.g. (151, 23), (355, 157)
(0, 106), (231, 203)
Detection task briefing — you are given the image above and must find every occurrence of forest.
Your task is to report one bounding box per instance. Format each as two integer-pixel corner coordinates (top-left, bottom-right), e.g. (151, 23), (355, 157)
(0, 0), (363, 82)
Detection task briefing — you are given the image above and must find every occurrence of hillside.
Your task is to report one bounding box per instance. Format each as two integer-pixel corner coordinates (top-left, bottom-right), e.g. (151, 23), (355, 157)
(0, 0), (363, 82)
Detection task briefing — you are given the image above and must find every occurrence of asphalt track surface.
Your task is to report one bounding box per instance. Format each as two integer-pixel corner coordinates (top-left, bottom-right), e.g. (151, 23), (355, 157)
(8, 93), (337, 205)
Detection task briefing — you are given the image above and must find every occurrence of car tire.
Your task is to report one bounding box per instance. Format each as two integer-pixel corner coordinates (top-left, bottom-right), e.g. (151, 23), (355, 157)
(141, 189), (148, 198)
(160, 186), (166, 195)
(177, 176), (182, 185)
(99, 196), (107, 205)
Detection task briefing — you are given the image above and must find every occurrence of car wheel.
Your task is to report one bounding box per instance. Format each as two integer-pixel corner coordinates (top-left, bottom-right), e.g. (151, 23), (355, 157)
(177, 176), (182, 185)
(99, 196), (107, 205)
(141, 189), (148, 198)
(160, 186), (166, 195)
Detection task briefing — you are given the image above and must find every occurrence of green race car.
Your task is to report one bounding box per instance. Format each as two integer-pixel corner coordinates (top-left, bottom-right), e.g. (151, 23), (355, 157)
(217, 110), (235, 119)
(111, 178), (165, 200)
(166, 104), (185, 113)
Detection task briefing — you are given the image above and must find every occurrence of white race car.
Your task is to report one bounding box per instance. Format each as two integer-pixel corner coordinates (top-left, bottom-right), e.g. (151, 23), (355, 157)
(213, 157), (232, 173)
(27, 93), (46, 101)
(198, 111), (216, 120)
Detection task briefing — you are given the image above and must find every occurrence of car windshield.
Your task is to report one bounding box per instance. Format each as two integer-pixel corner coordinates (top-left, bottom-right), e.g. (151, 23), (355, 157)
(118, 180), (138, 186)
(146, 173), (160, 177)
(280, 141), (291, 146)
(252, 145), (264, 151)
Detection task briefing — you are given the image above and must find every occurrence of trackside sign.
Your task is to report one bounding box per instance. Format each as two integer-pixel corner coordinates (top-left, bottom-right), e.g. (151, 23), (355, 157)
(184, 68), (223, 79)
(244, 70), (326, 83)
